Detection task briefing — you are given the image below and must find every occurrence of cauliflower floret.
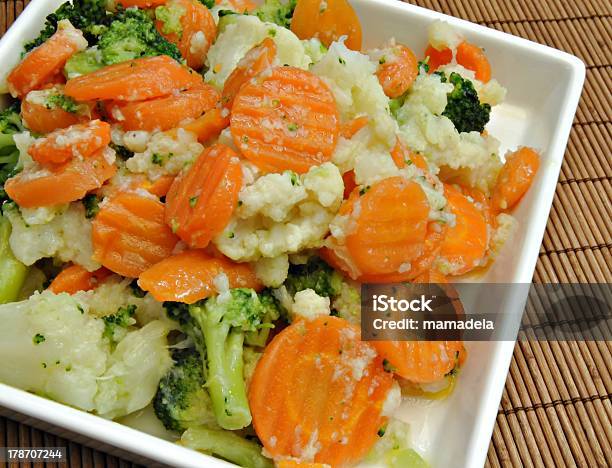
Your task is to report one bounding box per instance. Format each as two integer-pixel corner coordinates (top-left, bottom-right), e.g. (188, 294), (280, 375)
(5, 202), (100, 271)
(489, 213), (518, 258)
(125, 128), (203, 180)
(0, 291), (172, 418)
(428, 20), (463, 51)
(302, 38), (327, 64)
(13, 131), (36, 172)
(312, 40), (397, 147)
(19, 204), (68, 225)
(253, 254), (290, 287)
(291, 288), (331, 320)
(214, 162), (343, 261)
(204, 15), (311, 89)
(94, 320), (173, 419)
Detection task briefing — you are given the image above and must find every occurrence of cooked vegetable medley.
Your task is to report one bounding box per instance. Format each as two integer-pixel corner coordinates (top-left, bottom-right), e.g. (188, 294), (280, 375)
(0, 0), (539, 466)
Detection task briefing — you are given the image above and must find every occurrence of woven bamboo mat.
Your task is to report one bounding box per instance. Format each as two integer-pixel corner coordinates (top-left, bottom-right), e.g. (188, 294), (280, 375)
(1, 0), (610, 467)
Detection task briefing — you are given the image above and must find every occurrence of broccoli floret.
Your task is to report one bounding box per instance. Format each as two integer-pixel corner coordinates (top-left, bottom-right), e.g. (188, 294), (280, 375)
(254, 0), (297, 28)
(97, 8), (182, 65)
(153, 348), (217, 432)
(82, 194), (100, 219)
(164, 301), (206, 354)
(244, 289), (281, 347)
(24, 0), (110, 53)
(283, 256), (343, 298)
(440, 72), (491, 134)
(109, 142), (134, 160)
(103, 304), (136, 345)
(64, 47), (104, 79)
(46, 94), (80, 113)
(181, 425), (273, 468)
(188, 289), (272, 430)
(0, 103), (25, 204)
(155, 3), (186, 36)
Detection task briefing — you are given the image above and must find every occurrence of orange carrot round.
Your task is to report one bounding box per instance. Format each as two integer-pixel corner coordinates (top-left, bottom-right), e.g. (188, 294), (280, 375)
(372, 340), (465, 384)
(342, 177), (430, 276)
(216, 0), (256, 12)
(222, 38), (277, 110)
(437, 184), (488, 276)
(28, 120), (111, 166)
(92, 192), (179, 278)
(491, 147), (539, 213)
(178, 107), (230, 143)
(155, 0), (217, 70)
(377, 44), (418, 98)
(5, 148), (116, 208)
(425, 42), (491, 82)
(230, 66), (339, 173)
(249, 316), (394, 466)
(339, 116), (368, 139)
(390, 138), (428, 172)
(291, 0), (362, 51)
(48, 264), (112, 295)
(106, 84), (220, 132)
(21, 96), (97, 134)
(138, 249), (261, 303)
(7, 24), (85, 98)
(165, 144), (242, 249)
(64, 56), (202, 102)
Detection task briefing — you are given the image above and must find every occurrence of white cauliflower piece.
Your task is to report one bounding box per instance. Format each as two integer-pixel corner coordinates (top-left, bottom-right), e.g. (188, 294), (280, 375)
(489, 213), (518, 258)
(428, 20), (463, 51)
(204, 15), (311, 89)
(312, 40), (397, 147)
(94, 320), (173, 419)
(125, 128), (203, 180)
(302, 38), (327, 64)
(19, 204), (68, 225)
(5, 202), (100, 271)
(253, 254), (289, 287)
(291, 289), (331, 320)
(214, 162), (344, 261)
(13, 131), (36, 172)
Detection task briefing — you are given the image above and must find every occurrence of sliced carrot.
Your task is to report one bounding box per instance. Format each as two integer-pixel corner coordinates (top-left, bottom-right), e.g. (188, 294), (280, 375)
(249, 316), (393, 466)
(92, 192), (179, 278)
(155, 0), (216, 70)
(437, 184), (488, 276)
(372, 340), (465, 384)
(116, 0), (166, 6)
(48, 264), (112, 295)
(339, 116), (368, 139)
(340, 177), (430, 276)
(7, 23), (85, 98)
(342, 170), (357, 199)
(178, 107), (230, 143)
(5, 148), (116, 208)
(65, 55), (202, 102)
(291, 0), (362, 51)
(218, 0), (257, 12)
(21, 98), (92, 135)
(144, 175), (176, 198)
(138, 249), (261, 303)
(491, 147), (539, 213)
(425, 42), (491, 82)
(165, 144), (242, 248)
(222, 38), (277, 110)
(390, 138), (429, 172)
(377, 44), (418, 98)
(106, 83), (220, 132)
(230, 66), (339, 173)
(28, 120), (111, 166)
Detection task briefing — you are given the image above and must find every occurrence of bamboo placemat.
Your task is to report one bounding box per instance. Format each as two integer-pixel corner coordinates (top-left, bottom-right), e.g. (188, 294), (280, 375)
(1, 0), (610, 467)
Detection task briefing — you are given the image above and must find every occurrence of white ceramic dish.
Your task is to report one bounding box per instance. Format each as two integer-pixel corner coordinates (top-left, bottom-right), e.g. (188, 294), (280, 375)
(0, 0), (584, 466)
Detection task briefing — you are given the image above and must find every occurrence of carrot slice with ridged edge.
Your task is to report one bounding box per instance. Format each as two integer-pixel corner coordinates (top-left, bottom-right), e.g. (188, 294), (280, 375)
(425, 41), (491, 82)
(48, 264), (112, 295)
(106, 83), (220, 132)
(437, 184), (488, 276)
(339, 115), (368, 139)
(64, 55), (202, 102)
(5, 148), (116, 208)
(222, 38), (277, 110)
(491, 147), (539, 213)
(338, 177), (430, 276)
(92, 192), (179, 278)
(372, 340), (466, 384)
(377, 44), (418, 98)
(28, 120), (111, 166)
(249, 316), (394, 466)
(291, 0), (362, 51)
(230, 66), (339, 173)
(178, 107), (230, 143)
(138, 249), (262, 303)
(7, 22), (86, 98)
(155, 0), (217, 70)
(165, 144), (242, 249)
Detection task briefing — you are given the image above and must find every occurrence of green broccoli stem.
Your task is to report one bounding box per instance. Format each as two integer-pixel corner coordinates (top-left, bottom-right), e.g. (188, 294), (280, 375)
(181, 426), (273, 468)
(0, 215), (28, 304)
(191, 306), (252, 430)
(0, 133), (15, 150)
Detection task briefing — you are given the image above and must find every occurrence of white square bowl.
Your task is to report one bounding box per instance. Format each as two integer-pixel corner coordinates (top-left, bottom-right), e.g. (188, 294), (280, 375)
(0, 0), (584, 467)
